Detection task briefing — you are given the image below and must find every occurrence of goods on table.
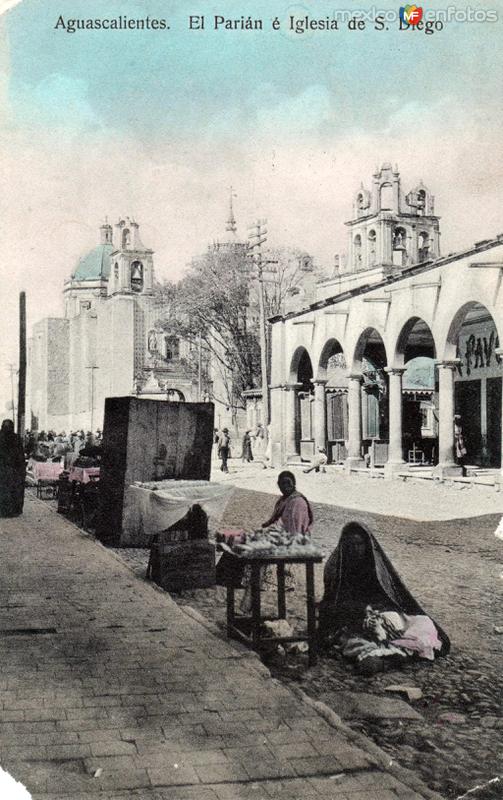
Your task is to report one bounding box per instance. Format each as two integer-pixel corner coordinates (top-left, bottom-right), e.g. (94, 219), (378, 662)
(222, 527), (323, 558)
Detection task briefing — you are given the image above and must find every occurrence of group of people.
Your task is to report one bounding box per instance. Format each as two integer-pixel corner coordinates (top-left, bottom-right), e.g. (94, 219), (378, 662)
(236, 468), (450, 674)
(26, 430), (102, 466)
(214, 424), (272, 472)
(0, 422), (104, 519)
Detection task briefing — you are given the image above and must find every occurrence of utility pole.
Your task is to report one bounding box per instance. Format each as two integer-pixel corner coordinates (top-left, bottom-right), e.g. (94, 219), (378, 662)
(247, 220), (277, 426)
(7, 364), (17, 425)
(86, 366), (99, 433)
(197, 333), (203, 401)
(18, 292), (26, 437)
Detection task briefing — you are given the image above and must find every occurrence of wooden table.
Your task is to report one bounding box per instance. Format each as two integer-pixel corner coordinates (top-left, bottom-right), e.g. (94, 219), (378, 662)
(225, 552), (323, 667)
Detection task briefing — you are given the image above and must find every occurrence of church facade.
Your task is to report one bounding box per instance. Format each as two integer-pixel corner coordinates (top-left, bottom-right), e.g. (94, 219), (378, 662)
(28, 218), (199, 433)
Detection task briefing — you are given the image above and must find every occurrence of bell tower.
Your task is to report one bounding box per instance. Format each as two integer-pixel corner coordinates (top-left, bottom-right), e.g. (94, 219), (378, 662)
(344, 164), (441, 275)
(108, 217), (155, 296)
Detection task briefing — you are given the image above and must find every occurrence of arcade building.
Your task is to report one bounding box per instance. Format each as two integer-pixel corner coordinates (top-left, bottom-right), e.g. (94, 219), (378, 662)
(268, 164), (503, 478)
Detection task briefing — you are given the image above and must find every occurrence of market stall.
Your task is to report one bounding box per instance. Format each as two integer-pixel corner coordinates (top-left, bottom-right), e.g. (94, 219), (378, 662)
(122, 479), (234, 546)
(217, 529), (323, 666)
(26, 458), (64, 498)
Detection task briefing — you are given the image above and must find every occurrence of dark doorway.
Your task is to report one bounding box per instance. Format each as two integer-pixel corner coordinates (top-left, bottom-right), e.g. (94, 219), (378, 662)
(455, 380), (481, 464)
(296, 349), (314, 459)
(486, 377), (502, 467)
(327, 393), (348, 463)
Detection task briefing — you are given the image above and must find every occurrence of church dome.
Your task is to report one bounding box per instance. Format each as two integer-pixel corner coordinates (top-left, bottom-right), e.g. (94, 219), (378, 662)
(71, 243), (113, 282)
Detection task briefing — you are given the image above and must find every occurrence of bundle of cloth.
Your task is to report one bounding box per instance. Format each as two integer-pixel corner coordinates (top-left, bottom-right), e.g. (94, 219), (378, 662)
(318, 522), (450, 674)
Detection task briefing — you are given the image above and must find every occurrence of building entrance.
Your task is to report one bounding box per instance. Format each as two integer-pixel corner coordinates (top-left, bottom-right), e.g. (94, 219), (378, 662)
(455, 380), (481, 465)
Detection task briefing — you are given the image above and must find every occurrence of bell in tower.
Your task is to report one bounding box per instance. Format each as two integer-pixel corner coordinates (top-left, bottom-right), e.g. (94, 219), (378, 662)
(108, 217), (155, 296)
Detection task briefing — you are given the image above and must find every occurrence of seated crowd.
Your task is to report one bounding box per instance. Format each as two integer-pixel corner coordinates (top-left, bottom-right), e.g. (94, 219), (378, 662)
(25, 429), (103, 466)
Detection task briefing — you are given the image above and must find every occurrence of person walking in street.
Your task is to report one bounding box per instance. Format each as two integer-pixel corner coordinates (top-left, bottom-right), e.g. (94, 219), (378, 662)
(0, 419), (26, 518)
(241, 430), (254, 463)
(218, 428), (231, 473)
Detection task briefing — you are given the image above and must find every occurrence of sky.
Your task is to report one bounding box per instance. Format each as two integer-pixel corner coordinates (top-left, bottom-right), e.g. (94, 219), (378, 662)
(1, 0), (503, 416)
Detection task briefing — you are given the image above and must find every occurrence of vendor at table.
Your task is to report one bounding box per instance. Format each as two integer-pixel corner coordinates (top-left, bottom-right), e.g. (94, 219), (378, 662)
(77, 432), (102, 462)
(261, 471), (313, 535)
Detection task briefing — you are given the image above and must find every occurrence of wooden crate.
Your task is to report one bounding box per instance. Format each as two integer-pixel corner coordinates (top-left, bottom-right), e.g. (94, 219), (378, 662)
(149, 537), (216, 592)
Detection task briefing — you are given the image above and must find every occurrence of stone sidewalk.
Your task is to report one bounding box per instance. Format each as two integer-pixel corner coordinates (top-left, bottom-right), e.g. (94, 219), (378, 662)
(0, 496), (442, 800)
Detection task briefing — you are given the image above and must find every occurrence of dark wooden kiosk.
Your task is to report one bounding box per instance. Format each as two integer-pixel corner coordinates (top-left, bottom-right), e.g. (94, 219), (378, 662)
(225, 552), (323, 667)
(96, 397), (214, 546)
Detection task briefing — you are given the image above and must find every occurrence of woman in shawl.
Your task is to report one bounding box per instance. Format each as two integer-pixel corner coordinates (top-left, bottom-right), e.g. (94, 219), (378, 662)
(241, 431), (254, 463)
(318, 522), (449, 674)
(0, 419), (26, 518)
(262, 471), (313, 535)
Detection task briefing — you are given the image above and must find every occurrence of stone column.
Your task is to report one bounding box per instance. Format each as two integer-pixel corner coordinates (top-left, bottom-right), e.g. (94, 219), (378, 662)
(284, 383), (301, 462)
(345, 374), (364, 471)
(495, 349), (503, 483)
(312, 380), (327, 452)
(433, 361), (462, 478)
(384, 367), (406, 478)
(269, 385), (283, 467)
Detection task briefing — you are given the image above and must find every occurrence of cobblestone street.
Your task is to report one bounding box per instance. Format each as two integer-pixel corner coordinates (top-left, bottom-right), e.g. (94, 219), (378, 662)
(0, 493), (439, 800)
(116, 463), (503, 800)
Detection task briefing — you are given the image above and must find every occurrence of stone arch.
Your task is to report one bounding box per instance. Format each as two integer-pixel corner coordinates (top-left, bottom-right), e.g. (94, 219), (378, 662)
(418, 231), (430, 262)
(393, 316), (438, 463)
(443, 300), (502, 467)
(350, 326), (389, 447)
(443, 300), (502, 361)
(353, 234), (362, 268)
(380, 183), (393, 211)
(317, 338), (345, 382)
(287, 346), (314, 458)
(351, 326), (388, 373)
(289, 345), (313, 387)
(368, 229), (377, 266)
(394, 316), (437, 367)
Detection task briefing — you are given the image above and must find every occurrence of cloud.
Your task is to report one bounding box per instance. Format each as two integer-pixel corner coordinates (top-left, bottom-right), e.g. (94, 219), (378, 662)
(12, 73), (102, 132)
(254, 84), (334, 137)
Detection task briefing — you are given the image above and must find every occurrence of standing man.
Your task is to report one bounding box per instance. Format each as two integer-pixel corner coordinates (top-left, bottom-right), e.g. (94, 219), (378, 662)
(218, 428), (231, 473)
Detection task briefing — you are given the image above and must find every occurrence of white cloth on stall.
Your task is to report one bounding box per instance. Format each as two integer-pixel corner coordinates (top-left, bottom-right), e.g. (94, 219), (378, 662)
(122, 480), (234, 541)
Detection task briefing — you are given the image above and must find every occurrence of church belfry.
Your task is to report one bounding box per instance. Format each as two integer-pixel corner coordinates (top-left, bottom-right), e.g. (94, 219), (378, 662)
(107, 217), (154, 296)
(344, 163), (441, 275)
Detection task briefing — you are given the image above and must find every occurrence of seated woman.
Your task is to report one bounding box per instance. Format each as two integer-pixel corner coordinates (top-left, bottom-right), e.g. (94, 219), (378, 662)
(318, 522), (449, 674)
(261, 471), (313, 535)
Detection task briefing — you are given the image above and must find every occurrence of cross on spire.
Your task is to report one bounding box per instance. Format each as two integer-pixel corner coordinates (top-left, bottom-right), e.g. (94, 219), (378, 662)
(226, 186), (237, 234)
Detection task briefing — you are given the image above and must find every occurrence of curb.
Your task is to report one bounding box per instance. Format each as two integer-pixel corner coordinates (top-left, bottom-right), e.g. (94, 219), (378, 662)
(287, 685), (445, 800)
